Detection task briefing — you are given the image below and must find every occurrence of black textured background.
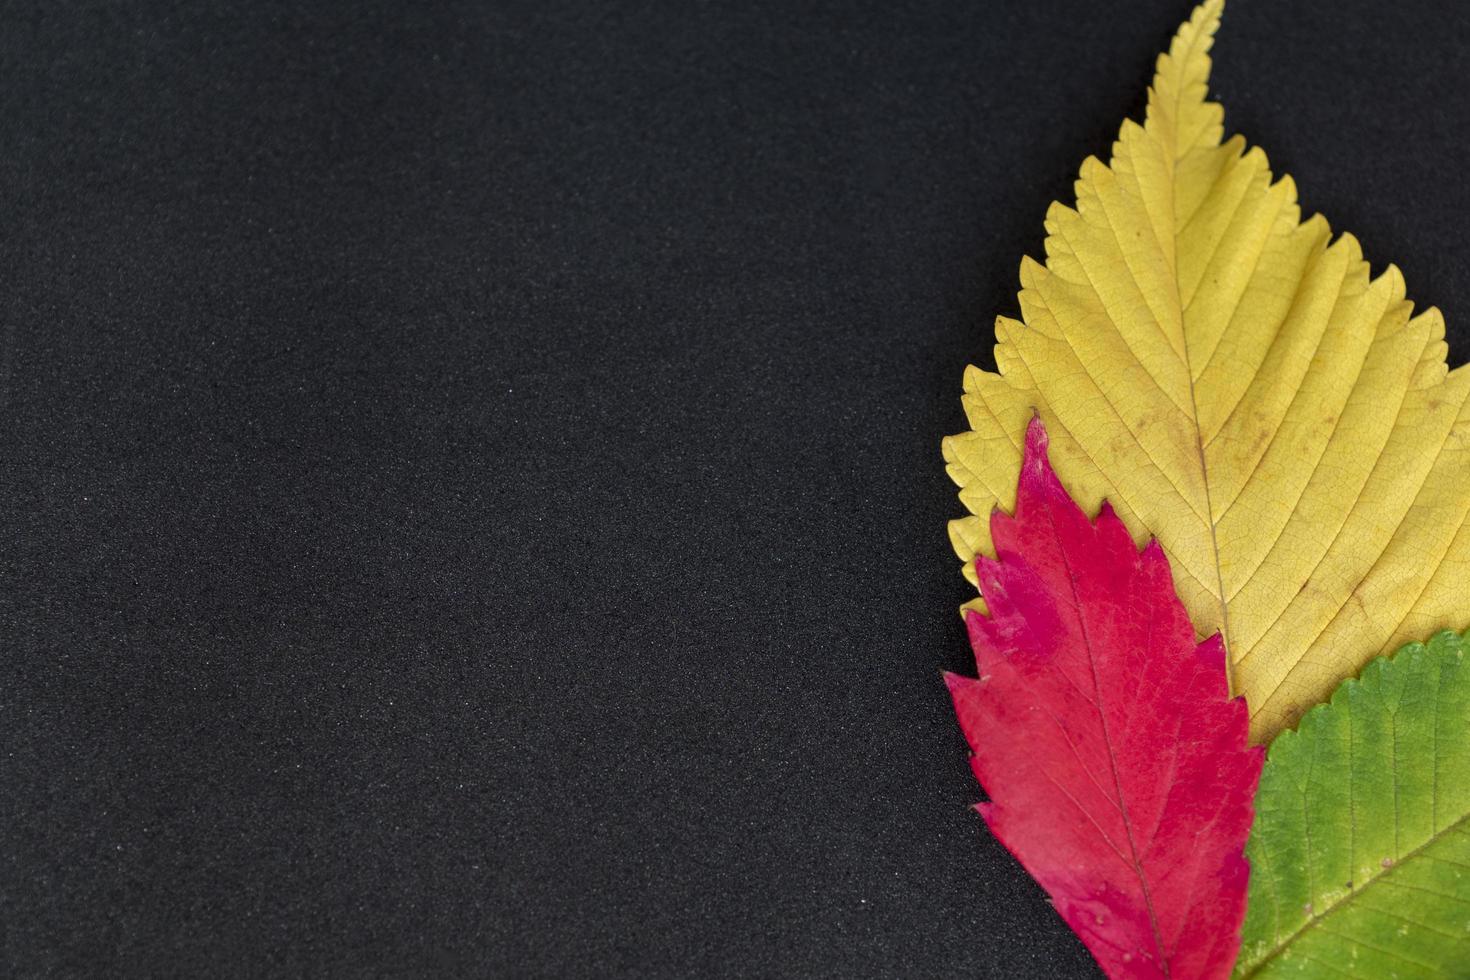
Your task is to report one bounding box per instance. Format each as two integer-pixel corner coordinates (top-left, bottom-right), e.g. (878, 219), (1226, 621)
(2, 1), (1467, 976)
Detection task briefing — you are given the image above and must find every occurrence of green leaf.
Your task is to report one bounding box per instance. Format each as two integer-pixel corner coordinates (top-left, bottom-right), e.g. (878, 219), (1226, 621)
(1235, 630), (1470, 977)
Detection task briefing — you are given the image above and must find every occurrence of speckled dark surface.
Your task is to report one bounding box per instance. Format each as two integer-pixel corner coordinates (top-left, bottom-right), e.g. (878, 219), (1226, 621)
(2, 0), (1467, 975)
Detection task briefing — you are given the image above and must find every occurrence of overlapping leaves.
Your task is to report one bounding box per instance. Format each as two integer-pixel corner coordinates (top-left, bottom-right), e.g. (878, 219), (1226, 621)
(942, 3), (1470, 977)
(942, 0), (1470, 744)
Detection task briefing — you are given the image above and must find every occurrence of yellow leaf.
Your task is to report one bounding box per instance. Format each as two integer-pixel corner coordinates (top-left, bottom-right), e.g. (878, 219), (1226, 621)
(942, 0), (1470, 744)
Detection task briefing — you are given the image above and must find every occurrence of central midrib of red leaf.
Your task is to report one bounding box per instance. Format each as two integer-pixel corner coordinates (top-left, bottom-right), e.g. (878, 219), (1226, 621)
(1053, 512), (1171, 977)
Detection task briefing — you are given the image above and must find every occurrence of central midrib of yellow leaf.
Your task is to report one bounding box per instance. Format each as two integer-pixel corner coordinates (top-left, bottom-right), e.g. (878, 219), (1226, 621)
(943, 0), (1470, 742)
(1158, 5), (1233, 700)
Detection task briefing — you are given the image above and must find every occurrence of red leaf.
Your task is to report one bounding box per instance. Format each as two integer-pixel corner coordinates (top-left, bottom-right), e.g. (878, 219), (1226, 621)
(946, 418), (1263, 980)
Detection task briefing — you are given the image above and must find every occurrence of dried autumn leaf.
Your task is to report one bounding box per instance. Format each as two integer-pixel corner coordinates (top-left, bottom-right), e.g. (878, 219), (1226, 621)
(947, 417), (1262, 980)
(942, 0), (1470, 742)
(1235, 629), (1470, 978)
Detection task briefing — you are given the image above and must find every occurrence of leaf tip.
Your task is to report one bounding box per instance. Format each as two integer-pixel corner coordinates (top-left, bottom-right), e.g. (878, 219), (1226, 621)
(1194, 631), (1228, 675)
(1189, 0), (1226, 38)
(1023, 410), (1047, 454)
